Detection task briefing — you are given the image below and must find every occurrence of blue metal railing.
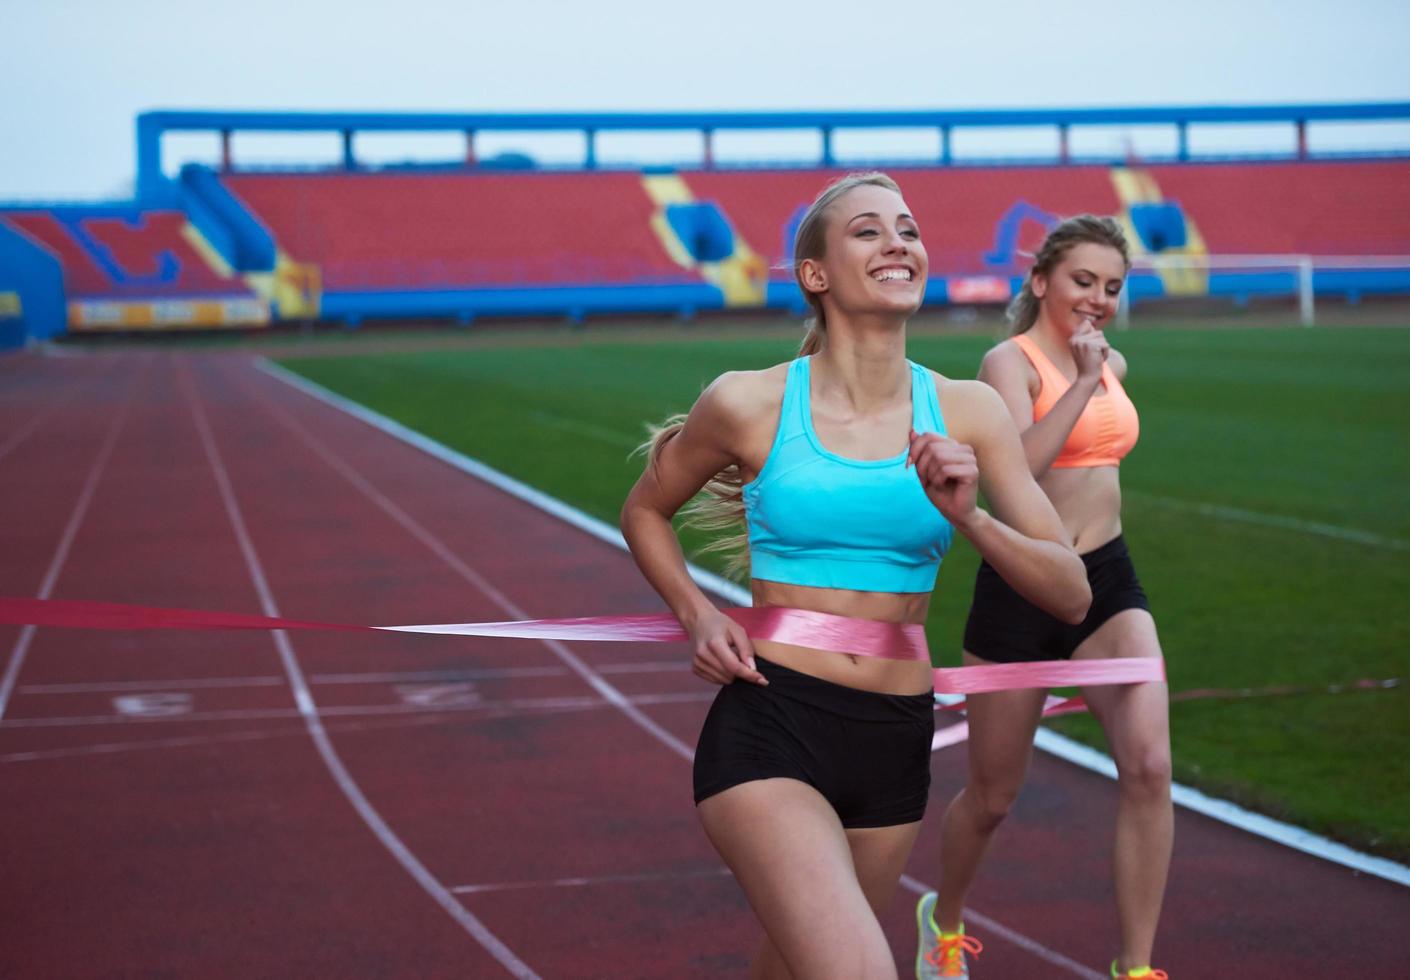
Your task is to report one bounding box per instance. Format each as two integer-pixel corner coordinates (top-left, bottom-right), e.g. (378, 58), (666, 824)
(135, 103), (1410, 203)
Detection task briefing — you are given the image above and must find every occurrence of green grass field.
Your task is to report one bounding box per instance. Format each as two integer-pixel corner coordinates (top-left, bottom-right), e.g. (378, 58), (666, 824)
(277, 323), (1410, 861)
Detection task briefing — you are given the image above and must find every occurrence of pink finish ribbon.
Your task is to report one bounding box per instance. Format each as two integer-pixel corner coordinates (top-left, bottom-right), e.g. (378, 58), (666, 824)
(0, 596), (1164, 695)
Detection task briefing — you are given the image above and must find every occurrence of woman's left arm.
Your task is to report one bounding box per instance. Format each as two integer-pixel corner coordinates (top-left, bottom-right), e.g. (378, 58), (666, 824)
(910, 379), (1090, 623)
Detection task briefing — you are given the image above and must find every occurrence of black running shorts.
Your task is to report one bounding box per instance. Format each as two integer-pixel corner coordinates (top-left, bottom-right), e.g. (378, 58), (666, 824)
(964, 534), (1150, 663)
(693, 656), (934, 828)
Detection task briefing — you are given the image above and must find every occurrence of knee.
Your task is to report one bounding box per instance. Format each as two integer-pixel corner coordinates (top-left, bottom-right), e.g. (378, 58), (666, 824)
(966, 781), (1023, 830)
(1118, 745), (1172, 802)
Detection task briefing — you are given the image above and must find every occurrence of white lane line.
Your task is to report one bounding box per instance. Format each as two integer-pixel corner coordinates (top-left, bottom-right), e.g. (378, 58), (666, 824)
(899, 874), (1105, 980)
(181, 362), (540, 980)
(2, 689), (716, 729)
(315, 661), (683, 683)
(258, 360), (742, 602)
(2, 724), (308, 764)
(0, 387), (134, 722)
(16, 660), (625, 694)
(247, 375), (696, 762)
(258, 358), (1410, 890)
(255, 364), (1106, 973)
(453, 867), (734, 895)
(21, 676), (288, 694)
(0, 703), (603, 766)
(19, 662), (689, 696)
(1126, 489), (1410, 552)
(312, 666), (570, 684)
(0, 401), (59, 465)
(1031, 729), (1410, 888)
(595, 661), (689, 675)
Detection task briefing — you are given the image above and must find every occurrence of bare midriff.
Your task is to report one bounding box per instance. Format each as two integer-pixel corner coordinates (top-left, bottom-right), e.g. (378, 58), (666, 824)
(1040, 465), (1123, 554)
(749, 579), (934, 695)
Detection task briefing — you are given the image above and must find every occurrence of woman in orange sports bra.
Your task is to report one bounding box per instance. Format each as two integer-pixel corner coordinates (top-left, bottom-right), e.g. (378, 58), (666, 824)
(915, 216), (1173, 980)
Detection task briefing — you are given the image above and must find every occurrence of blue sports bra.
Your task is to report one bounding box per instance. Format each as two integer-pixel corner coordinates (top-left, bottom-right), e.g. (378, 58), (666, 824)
(743, 357), (954, 593)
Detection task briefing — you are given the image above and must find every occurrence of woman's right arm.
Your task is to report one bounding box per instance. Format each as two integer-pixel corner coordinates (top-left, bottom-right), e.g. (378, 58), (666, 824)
(620, 374), (767, 686)
(981, 325), (1108, 477)
(912, 381), (1091, 623)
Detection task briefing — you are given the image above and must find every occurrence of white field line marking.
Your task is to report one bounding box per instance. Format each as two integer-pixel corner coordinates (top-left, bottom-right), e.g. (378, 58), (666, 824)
(2, 689), (716, 729)
(247, 374), (696, 762)
(900, 874), (1105, 980)
(453, 867), (734, 895)
(181, 363), (540, 980)
(524, 410), (640, 449)
(260, 359), (1410, 562)
(256, 363), (1112, 972)
(259, 358), (1410, 891)
(0, 391), (133, 722)
(1126, 489), (1410, 552)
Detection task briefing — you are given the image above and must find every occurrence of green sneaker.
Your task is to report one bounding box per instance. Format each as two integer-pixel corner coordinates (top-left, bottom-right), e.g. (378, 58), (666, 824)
(1111, 963), (1168, 979)
(916, 891), (982, 978)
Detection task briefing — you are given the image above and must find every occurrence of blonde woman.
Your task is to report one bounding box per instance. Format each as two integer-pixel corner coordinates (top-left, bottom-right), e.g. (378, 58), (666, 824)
(917, 216), (1172, 980)
(620, 173), (1090, 980)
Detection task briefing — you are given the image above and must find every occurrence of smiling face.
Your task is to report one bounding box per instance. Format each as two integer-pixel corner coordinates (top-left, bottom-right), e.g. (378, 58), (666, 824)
(1032, 241), (1127, 333)
(798, 184), (928, 319)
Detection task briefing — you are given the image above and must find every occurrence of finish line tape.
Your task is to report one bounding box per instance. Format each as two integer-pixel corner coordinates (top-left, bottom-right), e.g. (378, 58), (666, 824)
(0, 596), (1164, 696)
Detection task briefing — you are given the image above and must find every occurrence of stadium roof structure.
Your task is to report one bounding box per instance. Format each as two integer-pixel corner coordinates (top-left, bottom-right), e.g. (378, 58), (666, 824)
(136, 102), (1410, 202)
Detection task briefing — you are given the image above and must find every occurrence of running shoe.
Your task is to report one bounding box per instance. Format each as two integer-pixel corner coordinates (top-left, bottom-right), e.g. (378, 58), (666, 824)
(916, 891), (983, 978)
(1110, 963), (1169, 979)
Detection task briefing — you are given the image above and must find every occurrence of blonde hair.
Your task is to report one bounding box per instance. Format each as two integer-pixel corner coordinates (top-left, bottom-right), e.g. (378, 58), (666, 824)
(1007, 214), (1131, 335)
(639, 172), (903, 578)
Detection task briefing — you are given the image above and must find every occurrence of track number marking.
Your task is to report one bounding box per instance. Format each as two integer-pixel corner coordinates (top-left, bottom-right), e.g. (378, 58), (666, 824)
(395, 683), (481, 708)
(112, 692), (194, 717)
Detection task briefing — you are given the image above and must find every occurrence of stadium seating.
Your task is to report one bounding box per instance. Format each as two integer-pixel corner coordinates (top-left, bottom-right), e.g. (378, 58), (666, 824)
(1, 210), (252, 298)
(7, 157), (1407, 329)
(1145, 161), (1410, 255)
(223, 171), (701, 290)
(683, 166), (1122, 277)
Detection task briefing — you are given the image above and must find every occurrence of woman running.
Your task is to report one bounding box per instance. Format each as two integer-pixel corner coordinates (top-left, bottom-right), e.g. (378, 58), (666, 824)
(620, 172), (1091, 980)
(916, 216), (1172, 980)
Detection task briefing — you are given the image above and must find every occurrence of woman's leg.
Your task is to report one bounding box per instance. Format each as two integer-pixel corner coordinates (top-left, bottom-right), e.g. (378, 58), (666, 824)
(933, 666), (1050, 931)
(1075, 609), (1172, 972)
(748, 819), (925, 980)
(699, 777), (901, 980)
(848, 820), (927, 919)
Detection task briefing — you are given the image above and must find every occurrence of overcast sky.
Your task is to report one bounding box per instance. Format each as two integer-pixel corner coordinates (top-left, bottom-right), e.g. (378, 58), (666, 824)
(4, 0), (1408, 201)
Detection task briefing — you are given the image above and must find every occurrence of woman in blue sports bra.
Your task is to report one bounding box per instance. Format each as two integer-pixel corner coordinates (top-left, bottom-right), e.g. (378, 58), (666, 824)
(621, 173), (1092, 980)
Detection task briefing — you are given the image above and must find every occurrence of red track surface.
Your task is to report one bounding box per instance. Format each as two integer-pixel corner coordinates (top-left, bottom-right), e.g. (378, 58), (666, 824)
(1, 350), (1405, 978)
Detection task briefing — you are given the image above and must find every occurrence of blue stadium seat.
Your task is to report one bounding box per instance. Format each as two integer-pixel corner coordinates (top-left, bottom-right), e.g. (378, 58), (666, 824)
(665, 202), (735, 262)
(1128, 202), (1188, 252)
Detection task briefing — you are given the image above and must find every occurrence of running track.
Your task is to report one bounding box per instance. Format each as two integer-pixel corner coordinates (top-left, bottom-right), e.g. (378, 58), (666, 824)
(0, 349), (1404, 978)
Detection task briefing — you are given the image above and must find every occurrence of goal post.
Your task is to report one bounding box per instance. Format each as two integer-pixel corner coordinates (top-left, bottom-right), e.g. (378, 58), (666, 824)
(1116, 254), (1410, 328)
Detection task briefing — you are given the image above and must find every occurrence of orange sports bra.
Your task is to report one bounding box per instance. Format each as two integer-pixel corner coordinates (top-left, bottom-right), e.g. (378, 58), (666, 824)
(1012, 333), (1139, 468)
